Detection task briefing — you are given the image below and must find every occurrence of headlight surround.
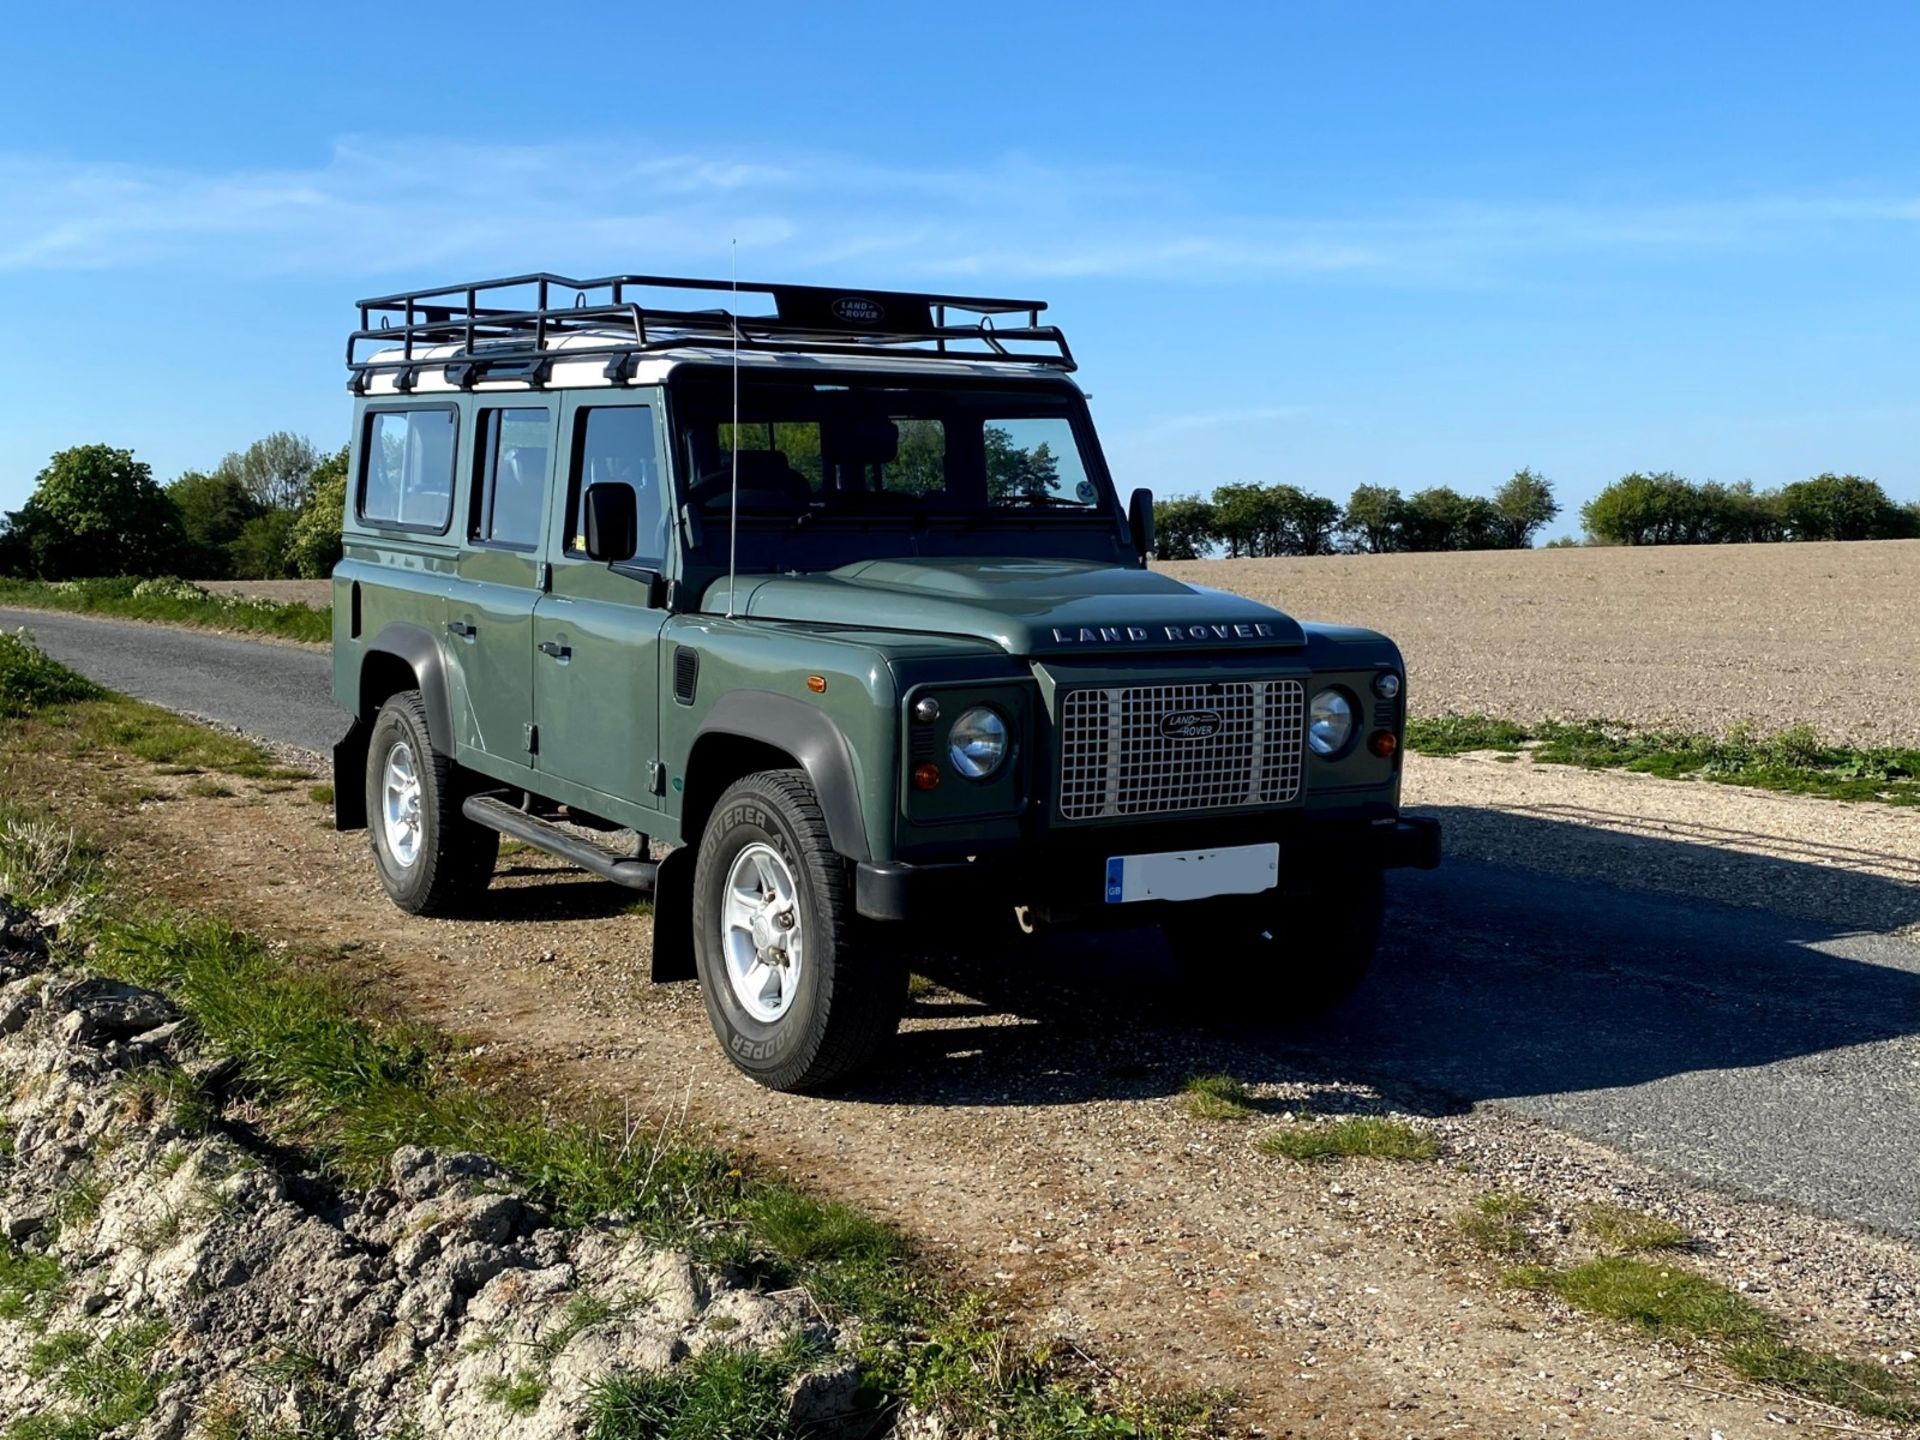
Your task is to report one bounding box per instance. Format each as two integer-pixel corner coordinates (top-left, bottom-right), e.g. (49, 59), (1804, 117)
(1307, 688), (1356, 756)
(948, 706), (1010, 779)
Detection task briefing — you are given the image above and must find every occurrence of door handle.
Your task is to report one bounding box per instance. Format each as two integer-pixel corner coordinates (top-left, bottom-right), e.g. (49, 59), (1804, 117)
(446, 620), (476, 640)
(538, 640), (571, 661)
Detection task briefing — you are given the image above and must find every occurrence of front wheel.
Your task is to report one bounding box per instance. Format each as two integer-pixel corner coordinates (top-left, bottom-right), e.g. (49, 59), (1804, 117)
(1161, 870), (1386, 1019)
(692, 769), (905, 1091)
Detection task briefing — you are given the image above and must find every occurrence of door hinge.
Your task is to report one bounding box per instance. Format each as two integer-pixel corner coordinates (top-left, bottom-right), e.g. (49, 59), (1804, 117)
(523, 723), (539, 755)
(647, 760), (666, 795)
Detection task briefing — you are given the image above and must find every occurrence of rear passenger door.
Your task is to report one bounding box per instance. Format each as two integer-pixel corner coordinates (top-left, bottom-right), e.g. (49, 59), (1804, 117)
(530, 392), (671, 816)
(445, 404), (557, 765)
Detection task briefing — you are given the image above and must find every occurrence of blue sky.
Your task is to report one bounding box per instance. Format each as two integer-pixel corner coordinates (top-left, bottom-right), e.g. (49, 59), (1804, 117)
(4, 2), (1917, 532)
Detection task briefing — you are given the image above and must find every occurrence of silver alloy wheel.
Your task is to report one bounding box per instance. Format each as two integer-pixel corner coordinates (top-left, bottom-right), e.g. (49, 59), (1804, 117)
(381, 740), (424, 869)
(721, 842), (804, 1023)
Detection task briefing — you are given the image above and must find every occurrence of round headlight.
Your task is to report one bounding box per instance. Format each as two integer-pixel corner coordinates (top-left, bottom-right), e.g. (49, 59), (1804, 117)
(1308, 689), (1355, 756)
(948, 707), (1009, 779)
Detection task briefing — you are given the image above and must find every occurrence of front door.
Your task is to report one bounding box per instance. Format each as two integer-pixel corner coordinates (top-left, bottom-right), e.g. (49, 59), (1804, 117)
(446, 403), (558, 764)
(530, 392), (671, 817)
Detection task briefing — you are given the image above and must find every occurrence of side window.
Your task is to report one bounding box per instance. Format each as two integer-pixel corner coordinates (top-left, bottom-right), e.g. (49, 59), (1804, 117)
(471, 407), (552, 551)
(360, 408), (457, 530)
(569, 406), (664, 566)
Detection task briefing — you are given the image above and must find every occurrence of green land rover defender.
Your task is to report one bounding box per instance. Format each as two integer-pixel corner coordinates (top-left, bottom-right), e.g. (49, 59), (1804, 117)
(329, 272), (1440, 1091)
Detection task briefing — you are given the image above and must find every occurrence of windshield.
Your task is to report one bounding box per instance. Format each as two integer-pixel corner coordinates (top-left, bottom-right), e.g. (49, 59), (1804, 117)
(672, 373), (1112, 520)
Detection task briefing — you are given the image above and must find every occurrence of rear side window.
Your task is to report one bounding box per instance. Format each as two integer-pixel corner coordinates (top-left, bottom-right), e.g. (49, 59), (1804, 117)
(472, 407), (552, 551)
(360, 408), (457, 531)
(568, 406), (664, 566)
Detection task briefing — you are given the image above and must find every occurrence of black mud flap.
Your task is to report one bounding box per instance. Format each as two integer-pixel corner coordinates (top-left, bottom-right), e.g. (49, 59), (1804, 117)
(649, 845), (698, 983)
(333, 721), (370, 832)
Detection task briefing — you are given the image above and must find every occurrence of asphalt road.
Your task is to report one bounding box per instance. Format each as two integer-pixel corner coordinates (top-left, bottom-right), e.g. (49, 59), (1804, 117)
(0, 608), (342, 754)
(13, 608), (1920, 1237)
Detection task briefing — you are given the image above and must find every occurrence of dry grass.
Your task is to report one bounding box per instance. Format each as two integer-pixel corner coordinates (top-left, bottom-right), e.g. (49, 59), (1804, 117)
(1161, 538), (1920, 747)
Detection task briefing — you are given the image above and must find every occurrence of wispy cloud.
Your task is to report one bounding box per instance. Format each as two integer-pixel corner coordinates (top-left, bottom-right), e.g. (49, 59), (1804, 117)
(2, 137), (1917, 285)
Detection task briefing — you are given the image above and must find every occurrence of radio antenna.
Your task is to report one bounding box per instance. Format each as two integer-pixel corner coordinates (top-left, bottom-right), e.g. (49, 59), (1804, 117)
(725, 238), (740, 619)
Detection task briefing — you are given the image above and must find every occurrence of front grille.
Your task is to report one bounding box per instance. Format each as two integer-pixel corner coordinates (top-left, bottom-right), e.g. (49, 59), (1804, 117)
(1057, 679), (1305, 820)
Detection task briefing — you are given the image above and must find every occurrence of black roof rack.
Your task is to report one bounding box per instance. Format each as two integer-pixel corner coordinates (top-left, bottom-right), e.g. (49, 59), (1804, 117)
(346, 271), (1075, 393)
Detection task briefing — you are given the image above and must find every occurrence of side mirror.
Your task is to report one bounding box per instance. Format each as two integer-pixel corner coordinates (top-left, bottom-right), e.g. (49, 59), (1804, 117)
(583, 482), (638, 562)
(1128, 487), (1155, 562)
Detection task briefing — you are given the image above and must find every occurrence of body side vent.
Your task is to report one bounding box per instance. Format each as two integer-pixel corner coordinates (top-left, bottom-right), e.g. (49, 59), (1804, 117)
(673, 647), (699, 705)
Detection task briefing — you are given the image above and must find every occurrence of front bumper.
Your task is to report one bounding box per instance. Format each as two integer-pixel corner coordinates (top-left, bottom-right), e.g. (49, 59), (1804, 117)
(854, 814), (1442, 922)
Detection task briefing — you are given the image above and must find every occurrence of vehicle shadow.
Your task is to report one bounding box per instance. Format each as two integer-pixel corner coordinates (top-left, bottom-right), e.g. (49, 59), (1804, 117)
(834, 803), (1920, 1114)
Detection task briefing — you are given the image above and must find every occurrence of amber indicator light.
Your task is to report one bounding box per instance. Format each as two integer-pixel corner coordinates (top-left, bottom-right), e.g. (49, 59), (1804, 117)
(1368, 730), (1399, 759)
(806, 675), (828, 693)
(911, 762), (942, 791)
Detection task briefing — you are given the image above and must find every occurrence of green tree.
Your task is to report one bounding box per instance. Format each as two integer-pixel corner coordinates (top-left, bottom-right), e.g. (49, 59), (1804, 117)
(167, 468), (263, 578)
(1695, 480), (1781, 544)
(1208, 482), (1273, 557)
(1152, 496), (1217, 560)
(1775, 473), (1915, 541)
(1340, 485), (1405, 553)
(1268, 485), (1341, 555)
(218, 431), (325, 512)
(229, 509), (299, 579)
(1490, 468), (1559, 548)
(286, 444), (349, 579)
(1580, 472), (1704, 546)
(1397, 487), (1503, 552)
(0, 444), (189, 578)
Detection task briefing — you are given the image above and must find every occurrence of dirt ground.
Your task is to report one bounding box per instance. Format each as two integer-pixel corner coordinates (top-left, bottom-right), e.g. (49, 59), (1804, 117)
(215, 538), (1920, 747)
(23, 734), (1920, 1438)
(1164, 540), (1920, 747)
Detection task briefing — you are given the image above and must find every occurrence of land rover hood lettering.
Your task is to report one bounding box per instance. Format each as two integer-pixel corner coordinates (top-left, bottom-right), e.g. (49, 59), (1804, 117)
(1049, 622), (1278, 644)
(703, 559), (1309, 655)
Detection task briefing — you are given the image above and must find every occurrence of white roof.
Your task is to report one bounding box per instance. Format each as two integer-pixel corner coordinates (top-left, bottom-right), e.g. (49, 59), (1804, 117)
(354, 328), (1076, 397)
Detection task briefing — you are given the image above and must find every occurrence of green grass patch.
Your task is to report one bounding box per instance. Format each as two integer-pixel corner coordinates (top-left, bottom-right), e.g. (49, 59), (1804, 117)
(6, 1318), (171, 1440)
(0, 576), (330, 645)
(1510, 1255), (1770, 1345)
(1257, 1115), (1437, 1163)
(0, 1240), (64, 1322)
(1406, 713), (1920, 805)
(307, 784), (334, 806)
(1509, 1255), (1920, 1424)
(1455, 1191), (1542, 1258)
(1180, 1074), (1256, 1122)
(593, 1334), (815, 1440)
(483, 1371), (549, 1415)
(0, 631), (103, 718)
(1580, 1203), (1691, 1254)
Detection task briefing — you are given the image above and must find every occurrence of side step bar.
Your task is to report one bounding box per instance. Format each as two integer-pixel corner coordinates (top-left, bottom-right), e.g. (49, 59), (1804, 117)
(461, 795), (659, 892)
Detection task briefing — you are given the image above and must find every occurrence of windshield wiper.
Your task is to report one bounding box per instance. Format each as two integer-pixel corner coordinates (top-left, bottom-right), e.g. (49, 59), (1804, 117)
(996, 494), (1095, 510)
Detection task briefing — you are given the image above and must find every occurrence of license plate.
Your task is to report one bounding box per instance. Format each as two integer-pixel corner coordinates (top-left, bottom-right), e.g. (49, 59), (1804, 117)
(1103, 842), (1280, 904)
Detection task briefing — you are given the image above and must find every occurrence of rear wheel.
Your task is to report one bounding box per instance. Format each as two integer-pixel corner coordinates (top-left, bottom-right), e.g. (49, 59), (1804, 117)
(1162, 870), (1385, 1018)
(364, 690), (498, 916)
(693, 769), (905, 1091)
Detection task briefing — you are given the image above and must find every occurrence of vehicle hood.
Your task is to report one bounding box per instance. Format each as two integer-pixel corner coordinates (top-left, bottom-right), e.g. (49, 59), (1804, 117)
(701, 558), (1306, 657)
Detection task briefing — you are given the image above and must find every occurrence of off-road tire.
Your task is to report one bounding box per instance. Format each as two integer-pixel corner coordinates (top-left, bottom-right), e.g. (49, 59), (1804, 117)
(364, 690), (499, 916)
(693, 769), (905, 1091)
(1162, 870), (1386, 1019)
